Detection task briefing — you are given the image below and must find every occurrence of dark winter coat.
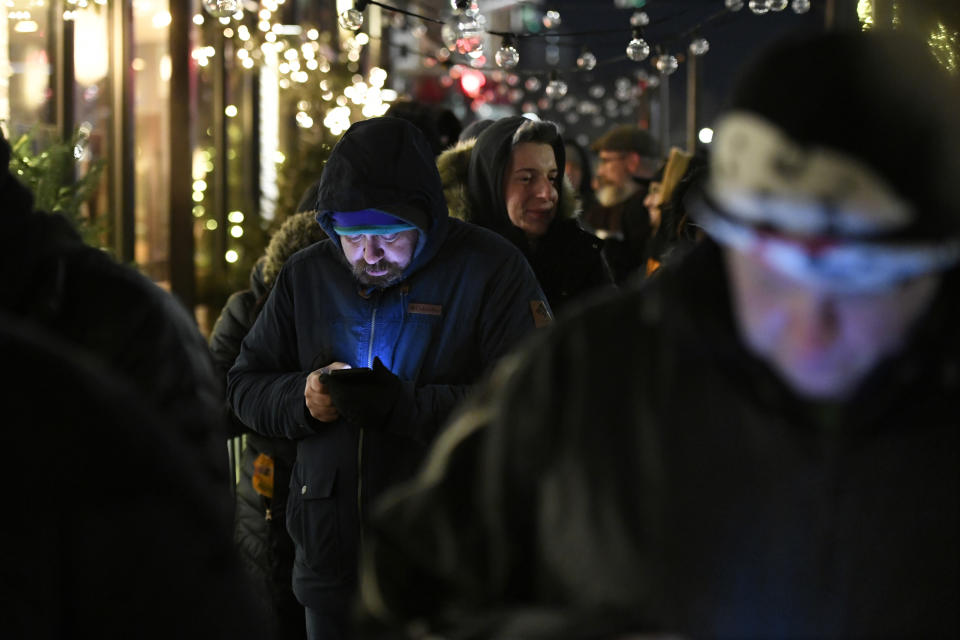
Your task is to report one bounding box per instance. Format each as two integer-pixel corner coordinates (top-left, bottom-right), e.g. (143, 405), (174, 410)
(0, 139), (229, 491)
(227, 117), (550, 612)
(2, 313), (269, 639)
(439, 117), (613, 315)
(583, 186), (653, 284)
(209, 211), (326, 640)
(361, 240), (960, 639)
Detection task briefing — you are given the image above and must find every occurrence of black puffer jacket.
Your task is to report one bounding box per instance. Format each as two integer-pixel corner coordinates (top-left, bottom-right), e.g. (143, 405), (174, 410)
(439, 117), (613, 315)
(361, 241), (960, 639)
(0, 135), (229, 492)
(209, 210), (326, 640)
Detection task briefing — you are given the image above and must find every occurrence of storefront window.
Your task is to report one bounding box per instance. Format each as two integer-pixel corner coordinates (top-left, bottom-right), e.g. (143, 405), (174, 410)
(73, 4), (111, 248)
(2, 1), (54, 138)
(132, 0), (172, 287)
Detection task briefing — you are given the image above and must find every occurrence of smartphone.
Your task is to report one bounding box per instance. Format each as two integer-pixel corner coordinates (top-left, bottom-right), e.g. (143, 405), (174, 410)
(322, 367), (373, 382)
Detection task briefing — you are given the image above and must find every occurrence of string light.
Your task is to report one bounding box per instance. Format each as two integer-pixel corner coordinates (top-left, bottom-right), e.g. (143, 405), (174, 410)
(792, 0), (811, 12)
(626, 29), (651, 61)
(655, 53), (679, 75)
(495, 34), (519, 69)
(202, 0), (241, 19)
(749, 0), (771, 14)
(629, 11), (649, 27)
(689, 36), (710, 55)
(576, 49), (597, 71)
(769, 0), (788, 10)
(725, 0), (745, 10)
(542, 10), (561, 29)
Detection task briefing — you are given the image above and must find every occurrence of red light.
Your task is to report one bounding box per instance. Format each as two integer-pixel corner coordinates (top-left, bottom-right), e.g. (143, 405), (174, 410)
(459, 69), (486, 98)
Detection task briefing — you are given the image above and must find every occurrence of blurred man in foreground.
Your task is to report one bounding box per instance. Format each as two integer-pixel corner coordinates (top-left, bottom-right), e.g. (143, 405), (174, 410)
(358, 32), (960, 639)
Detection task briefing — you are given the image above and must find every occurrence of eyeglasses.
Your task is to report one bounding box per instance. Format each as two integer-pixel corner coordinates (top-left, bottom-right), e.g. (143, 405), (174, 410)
(597, 153), (629, 166)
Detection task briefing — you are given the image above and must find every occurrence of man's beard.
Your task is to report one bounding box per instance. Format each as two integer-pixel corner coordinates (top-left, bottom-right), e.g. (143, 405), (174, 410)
(594, 180), (639, 208)
(351, 258), (405, 288)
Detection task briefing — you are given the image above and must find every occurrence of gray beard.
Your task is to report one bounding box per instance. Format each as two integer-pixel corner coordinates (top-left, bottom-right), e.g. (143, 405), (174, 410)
(351, 259), (404, 288)
(594, 180), (639, 208)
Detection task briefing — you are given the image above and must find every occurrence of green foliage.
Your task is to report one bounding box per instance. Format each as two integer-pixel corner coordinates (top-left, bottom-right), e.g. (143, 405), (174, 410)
(7, 127), (106, 246)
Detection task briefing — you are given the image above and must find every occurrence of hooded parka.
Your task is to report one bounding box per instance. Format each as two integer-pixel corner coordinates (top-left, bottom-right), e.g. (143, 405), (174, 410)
(440, 116), (613, 315)
(227, 117), (550, 612)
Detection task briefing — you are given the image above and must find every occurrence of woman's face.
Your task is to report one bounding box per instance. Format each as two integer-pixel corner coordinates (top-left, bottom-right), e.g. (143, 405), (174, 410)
(503, 142), (559, 239)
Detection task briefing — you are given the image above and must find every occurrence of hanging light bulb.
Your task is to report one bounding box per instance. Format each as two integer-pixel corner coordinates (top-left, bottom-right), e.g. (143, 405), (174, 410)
(769, 0), (788, 10)
(791, 0), (811, 13)
(542, 10), (561, 29)
(577, 50), (597, 71)
(725, 0), (745, 10)
(630, 11), (650, 27)
(338, 8), (364, 30)
(749, 0), (771, 14)
(202, 0), (241, 18)
(655, 54), (679, 75)
(689, 37), (710, 56)
(495, 35), (519, 69)
(442, 10), (485, 56)
(626, 30), (650, 62)
(545, 71), (567, 99)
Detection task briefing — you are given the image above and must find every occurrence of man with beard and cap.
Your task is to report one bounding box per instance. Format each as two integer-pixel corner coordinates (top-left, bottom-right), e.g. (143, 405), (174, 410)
(582, 124), (661, 284)
(227, 116), (550, 640)
(358, 32), (960, 639)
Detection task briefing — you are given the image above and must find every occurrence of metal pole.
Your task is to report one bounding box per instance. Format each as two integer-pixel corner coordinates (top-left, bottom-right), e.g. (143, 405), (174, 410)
(109, 0), (134, 262)
(659, 71), (669, 156)
(169, 0), (195, 309)
(54, 0), (75, 141)
(212, 28), (228, 277)
(685, 52), (699, 153)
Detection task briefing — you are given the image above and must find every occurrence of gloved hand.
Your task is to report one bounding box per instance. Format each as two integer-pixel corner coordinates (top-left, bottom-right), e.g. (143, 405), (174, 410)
(321, 356), (403, 430)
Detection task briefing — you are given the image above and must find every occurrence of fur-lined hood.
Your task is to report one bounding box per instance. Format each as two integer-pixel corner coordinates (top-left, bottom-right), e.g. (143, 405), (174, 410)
(260, 210), (328, 287)
(437, 137), (577, 227)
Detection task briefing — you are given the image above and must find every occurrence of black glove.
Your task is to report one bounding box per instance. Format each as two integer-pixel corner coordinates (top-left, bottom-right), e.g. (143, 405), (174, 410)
(321, 357), (403, 430)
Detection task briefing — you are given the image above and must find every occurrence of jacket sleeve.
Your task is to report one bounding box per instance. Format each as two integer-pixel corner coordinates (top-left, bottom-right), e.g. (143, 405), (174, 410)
(209, 290), (259, 439)
(358, 347), (554, 636)
(379, 249), (551, 446)
(227, 269), (316, 441)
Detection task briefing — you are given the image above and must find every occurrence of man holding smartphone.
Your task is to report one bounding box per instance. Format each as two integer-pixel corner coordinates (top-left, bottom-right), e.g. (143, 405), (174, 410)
(227, 117), (550, 640)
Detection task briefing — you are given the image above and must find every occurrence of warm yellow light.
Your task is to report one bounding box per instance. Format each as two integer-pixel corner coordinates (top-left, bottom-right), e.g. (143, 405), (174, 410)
(206, 219), (219, 230)
(192, 191), (204, 203)
(274, 151), (285, 164)
(228, 210), (245, 223)
(355, 33), (369, 45)
(192, 205), (205, 217)
(225, 250), (239, 263)
(192, 13), (204, 25)
(152, 11), (171, 29)
(307, 28), (319, 40)
(193, 179), (207, 192)
(14, 20), (39, 33)
(857, 0), (874, 30)
(131, 58), (146, 71)
(230, 225), (244, 238)
(242, 58), (254, 69)
(225, 104), (238, 117)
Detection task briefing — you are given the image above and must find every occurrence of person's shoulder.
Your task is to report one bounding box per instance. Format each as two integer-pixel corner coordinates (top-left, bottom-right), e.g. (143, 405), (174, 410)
(443, 218), (525, 258)
(278, 236), (340, 273)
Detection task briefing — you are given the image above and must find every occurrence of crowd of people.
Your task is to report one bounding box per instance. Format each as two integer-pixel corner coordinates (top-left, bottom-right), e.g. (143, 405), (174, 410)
(2, 29), (956, 640)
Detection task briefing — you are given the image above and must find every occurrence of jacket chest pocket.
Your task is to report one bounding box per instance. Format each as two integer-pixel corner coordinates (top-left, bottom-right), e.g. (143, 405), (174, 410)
(287, 464), (342, 584)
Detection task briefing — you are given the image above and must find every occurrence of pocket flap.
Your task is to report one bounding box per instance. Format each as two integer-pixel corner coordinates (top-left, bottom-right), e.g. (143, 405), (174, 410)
(300, 466), (337, 500)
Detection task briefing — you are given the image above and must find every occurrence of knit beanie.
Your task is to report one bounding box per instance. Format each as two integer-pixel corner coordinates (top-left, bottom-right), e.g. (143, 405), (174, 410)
(693, 30), (960, 291)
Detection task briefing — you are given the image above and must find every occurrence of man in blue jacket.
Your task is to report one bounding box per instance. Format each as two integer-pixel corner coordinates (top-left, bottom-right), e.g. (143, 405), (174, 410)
(227, 117), (551, 639)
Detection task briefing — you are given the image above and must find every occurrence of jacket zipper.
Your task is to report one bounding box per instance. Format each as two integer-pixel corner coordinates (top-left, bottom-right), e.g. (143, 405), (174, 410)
(358, 303), (378, 543)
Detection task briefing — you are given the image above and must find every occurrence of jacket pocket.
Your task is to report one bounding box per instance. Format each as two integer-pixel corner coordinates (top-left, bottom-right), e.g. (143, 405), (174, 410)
(287, 463), (341, 583)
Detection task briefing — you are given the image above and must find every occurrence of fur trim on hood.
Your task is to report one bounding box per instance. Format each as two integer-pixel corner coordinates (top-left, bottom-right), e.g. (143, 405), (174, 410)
(436, 137), (578, 226)
(261, 211), (328, 286)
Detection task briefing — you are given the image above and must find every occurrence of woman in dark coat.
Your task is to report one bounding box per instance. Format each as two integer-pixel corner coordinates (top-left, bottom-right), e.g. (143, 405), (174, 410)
(437, 116), (613, 315)
(208, 210), (326, 640)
